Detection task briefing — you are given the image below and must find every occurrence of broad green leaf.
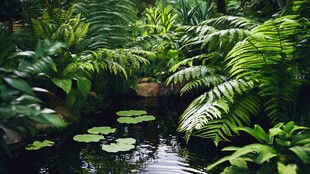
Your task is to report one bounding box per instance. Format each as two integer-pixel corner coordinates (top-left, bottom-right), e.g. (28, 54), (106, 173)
(76, 77), (91, 98)
(73, 134), (104, 142)
(116, 138), (136, 145)
(42, 114), (67, 127)
(117, 117), (140, 124)
(87, 126), (116, 135)
(277, 163), (297, 174)
(255, 146), (277, 164)
(289, 146), (310, 164)
(25, 140), (54, 150)
(283, 121), (295, 135)
(4, 77), (34, 95)
(51, 78), (72, 94)
(276, 138), (291, 147)
(66, 89), (76, 107)
(117, 115), (156, 124)
(116, 110), (147, 116)
(101, 137), (136, 153)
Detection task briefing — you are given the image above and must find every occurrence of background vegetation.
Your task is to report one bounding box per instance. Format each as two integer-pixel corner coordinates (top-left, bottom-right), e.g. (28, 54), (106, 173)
(0, 0), (309, 173)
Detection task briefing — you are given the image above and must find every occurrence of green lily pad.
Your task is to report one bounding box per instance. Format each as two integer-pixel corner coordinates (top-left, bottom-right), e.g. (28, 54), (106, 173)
(117, 115), (156, 124)
(73, 134), (104, 142)
(116, 110), (147, 117)
(137, 115), (156, 122)
(117, 117), (140, 124)
(25, 140), (54, 150)
(87, 126), (116, 135)
(116, 138), (136, 144)
(102, 137), (136, 153)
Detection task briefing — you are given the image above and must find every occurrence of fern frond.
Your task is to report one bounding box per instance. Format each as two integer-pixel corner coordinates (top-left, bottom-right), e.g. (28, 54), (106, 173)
(166, 65), (218, 85)
(225, 15), (305, 122)
(180, 74), (228, 95)
(178, 78), (256, 142)
(200, 16), (260, 30)
(76, 0), (137, 49)
(193, 94), (262, 145)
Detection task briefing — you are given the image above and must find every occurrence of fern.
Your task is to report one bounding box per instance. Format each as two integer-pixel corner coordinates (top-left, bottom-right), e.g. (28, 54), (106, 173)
(178, 78), (256, 143)
(225, 15), (307, 122)
(76, 0), (137, 49)
(64, 48), (152, 79)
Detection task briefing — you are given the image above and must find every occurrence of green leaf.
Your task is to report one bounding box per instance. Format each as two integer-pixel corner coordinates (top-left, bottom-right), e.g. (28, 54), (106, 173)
(76, 77), (91, 98)
(116, 110), (147, 116)
(73, 134), (104, 142)
(4, 77), (34, 95)
(42, 114), (67, 127)
(117, 115), (156, 124)
(25, 140), (54, 150)
(283, 121), (295, 135)
(101, 137), (136, 153)
(87, 126), (116, 135)
(289, 146), (310, 164)
(65, 89), (76, 107)
(51, 78), (72, 94)
(277, 163), (297, 174)
(255, 146), (277, 164)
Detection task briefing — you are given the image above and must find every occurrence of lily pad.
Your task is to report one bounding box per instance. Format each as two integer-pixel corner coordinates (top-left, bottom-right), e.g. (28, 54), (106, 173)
(87, 126), (116, 135)
(102, 137), (136, 153)
(25, 140), (54, 150)
(116, 110), (147, 117)
(73, 134), (104, 142)
(117, 115), (156, 124)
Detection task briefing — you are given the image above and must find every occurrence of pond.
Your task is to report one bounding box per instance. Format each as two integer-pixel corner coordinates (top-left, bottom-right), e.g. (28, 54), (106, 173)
(7, 96), (222, 174)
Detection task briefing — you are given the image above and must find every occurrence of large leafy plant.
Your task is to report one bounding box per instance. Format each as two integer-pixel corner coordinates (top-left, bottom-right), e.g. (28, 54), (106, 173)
(207, 121), (310, 174)
(0, 39), (67, 154)
(167, 4), (310, 145)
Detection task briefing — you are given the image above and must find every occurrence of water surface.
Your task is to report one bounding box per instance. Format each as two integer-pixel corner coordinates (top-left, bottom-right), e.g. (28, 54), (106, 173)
(7, 96), (220, 174)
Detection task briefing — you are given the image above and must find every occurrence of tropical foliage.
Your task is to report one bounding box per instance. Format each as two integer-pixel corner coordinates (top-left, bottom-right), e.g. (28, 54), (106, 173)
(207, 121), (310, 174)
(167, 0), (310, 145)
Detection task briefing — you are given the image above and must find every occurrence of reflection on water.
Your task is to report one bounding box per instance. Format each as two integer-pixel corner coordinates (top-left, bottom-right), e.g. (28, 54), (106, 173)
(7, 96), (216, 174)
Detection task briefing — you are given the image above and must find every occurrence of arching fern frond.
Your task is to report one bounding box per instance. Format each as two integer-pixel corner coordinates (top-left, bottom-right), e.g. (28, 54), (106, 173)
(180, 74), (228, 95)
(178, 78), (256, 143)
(200, 16), (260, 30)
(225, 15), (306, 122)
(192, 94), (262, 146)
(64, 48), (152, 79)
(166, 65), (218, 85)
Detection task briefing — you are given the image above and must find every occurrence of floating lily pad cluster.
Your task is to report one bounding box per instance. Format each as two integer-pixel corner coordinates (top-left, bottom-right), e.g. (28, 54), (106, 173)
(73, 126), (115, 143)
(116, 110), (156, 124)
(73, 126), (136, 153)
(101, 138), (136, 153)
(25, 140), (54, 150)
(71, 110), (155, 153)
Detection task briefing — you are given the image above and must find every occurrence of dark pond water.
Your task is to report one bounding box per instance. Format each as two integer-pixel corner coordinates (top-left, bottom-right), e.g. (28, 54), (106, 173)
(6, 96), (222, 174)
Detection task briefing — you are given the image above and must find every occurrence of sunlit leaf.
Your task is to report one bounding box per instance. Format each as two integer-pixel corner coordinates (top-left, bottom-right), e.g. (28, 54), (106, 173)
(87, 126), (116, 135)
(25, 140), (54, 150)
(116, 110), (147, 116)
(101, 137), (136, 153)
(73, 134), (104, 142)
